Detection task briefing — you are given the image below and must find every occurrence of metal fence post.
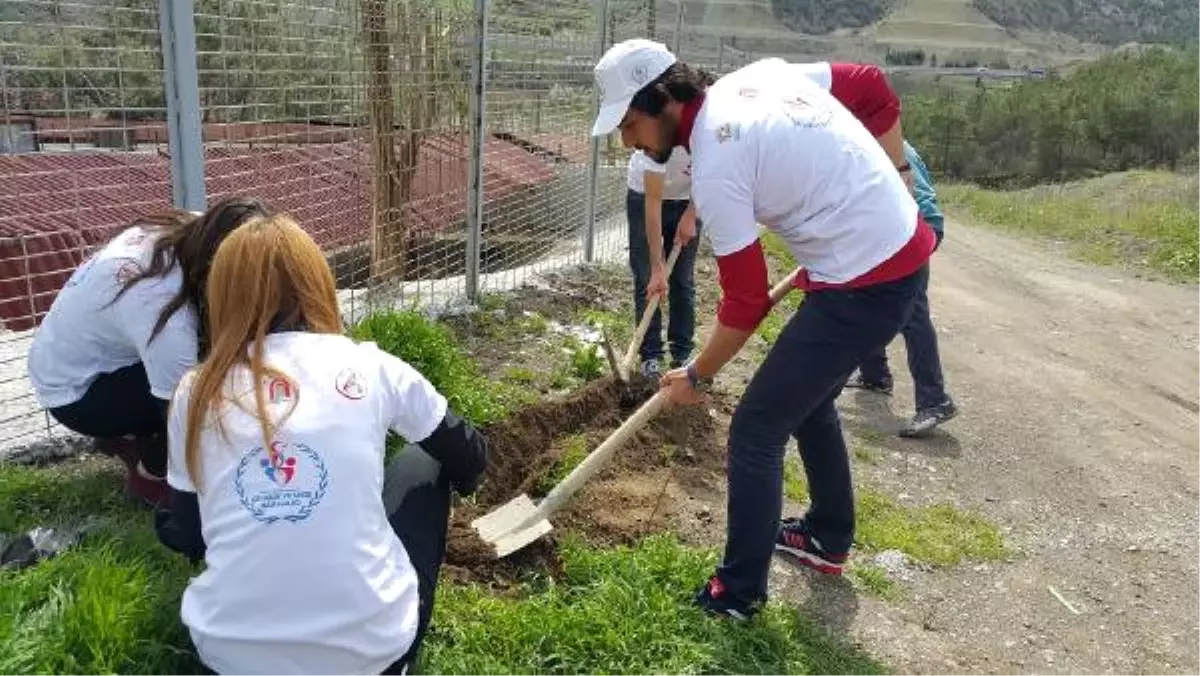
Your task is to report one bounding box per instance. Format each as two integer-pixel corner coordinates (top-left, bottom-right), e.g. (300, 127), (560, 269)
(671, 0), (684, 53)
(465, 0), (490, 302)
(582, 0), (610, 263)
(159, 0), (206, 211)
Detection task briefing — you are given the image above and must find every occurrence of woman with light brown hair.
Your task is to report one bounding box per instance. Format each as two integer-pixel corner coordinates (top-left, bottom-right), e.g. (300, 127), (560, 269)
(153, 213), (487, 675)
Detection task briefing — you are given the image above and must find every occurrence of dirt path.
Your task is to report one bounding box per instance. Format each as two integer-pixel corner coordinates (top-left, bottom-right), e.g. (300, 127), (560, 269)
(687, 222), (1198, 674)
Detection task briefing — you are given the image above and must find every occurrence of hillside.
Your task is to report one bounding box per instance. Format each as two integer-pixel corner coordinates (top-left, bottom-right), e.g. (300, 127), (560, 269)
(770, 0), (893, 34)
(870, 0), (1034, 57)
(970, 0), (1200, 47)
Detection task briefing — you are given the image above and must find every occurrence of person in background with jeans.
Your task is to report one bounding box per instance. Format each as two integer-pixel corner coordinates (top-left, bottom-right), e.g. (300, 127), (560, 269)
(844, 140), (958, 437)
(592, 40), (934, 619)
(154, 213), (487, 674)
(27, 196), (270, 508)
(626, 145), (701, 378)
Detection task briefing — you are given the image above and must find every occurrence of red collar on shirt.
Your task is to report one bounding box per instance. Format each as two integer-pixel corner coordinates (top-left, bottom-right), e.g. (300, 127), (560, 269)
(674, 93), (705, 151)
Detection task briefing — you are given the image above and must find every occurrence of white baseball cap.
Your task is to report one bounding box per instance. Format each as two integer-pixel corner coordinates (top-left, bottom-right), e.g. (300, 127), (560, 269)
(591, 38), (678, 137)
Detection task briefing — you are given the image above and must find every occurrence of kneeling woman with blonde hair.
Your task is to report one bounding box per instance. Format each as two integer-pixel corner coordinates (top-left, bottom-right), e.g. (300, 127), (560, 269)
(154, 214), (488, 675)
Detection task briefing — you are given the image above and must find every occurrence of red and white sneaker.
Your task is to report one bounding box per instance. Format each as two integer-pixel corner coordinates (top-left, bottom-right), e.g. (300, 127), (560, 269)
(774, 517), (848, 575)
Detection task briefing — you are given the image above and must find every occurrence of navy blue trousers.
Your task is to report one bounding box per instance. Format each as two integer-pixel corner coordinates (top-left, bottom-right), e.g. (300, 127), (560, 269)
(718, 266), (928, 602)
(626, 189), (701, 365)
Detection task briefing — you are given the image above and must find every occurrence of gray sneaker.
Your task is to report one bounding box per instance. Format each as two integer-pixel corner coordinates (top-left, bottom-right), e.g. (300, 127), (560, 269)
(639, 359), (661, 379)
(899, 400), (958, 437)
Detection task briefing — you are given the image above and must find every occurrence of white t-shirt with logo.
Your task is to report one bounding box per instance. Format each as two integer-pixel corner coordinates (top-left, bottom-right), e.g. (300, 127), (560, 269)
(690, 58), (917, 283)
(28, 226), (199, 408)
(166, 332), (448, 675)
(626, 147), (693, 201)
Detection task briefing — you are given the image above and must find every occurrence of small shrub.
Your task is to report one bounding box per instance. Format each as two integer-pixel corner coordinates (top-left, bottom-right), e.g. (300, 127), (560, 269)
(350, 310), (510, 426)
(565, 338), (605, 381)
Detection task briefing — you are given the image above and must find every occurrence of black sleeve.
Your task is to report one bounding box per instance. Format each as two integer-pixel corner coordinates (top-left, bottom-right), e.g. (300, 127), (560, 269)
(154, 488), (206, 563)
(417, 409), (488, 496)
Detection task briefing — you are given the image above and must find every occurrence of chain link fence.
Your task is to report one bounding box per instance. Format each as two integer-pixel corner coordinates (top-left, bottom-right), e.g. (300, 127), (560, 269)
(0, 0), (1027, 452)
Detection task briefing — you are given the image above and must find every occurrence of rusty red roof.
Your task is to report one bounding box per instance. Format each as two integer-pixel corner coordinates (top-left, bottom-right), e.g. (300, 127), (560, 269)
(0, 133), (560, 331)
(17, 115), (359, 146)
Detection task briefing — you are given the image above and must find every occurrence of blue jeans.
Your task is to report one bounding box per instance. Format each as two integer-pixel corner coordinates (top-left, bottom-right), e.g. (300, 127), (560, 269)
(626, 189), (700, 365)
(718, 266), (927, 603)
(858, 233), (949, 410)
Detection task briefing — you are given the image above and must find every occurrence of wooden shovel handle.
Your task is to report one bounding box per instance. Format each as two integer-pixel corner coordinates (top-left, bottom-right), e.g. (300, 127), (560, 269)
(526, 390), (668, 524)
(770, 267), (800, 306)
(621, 242), (684, 376)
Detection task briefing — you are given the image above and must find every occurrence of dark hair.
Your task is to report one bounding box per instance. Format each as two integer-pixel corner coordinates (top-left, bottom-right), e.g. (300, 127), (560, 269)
(629, 62), (717, 117)
(111, 195), (272, 353)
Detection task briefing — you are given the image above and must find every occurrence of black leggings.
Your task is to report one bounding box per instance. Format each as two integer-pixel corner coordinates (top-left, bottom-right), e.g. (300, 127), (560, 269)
(47, 362), (169, 473)
(380, 445), (453, 675)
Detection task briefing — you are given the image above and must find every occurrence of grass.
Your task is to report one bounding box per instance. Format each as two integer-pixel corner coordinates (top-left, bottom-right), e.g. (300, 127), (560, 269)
(757, 231), (805, 344)
(535, 434), (590, 493)
(0, 462), (203, 674)
(782, 456), (1005, 567)
(422, 533), (885, 675)
(0, 462), (884, 675)
(847, 564), (901, 601)
(942, 170), (1199, 281)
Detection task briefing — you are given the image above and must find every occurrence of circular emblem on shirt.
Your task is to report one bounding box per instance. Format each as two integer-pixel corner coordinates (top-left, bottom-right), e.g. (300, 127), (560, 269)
(335, 368), (367, 400)
(235, 441), (328, 524)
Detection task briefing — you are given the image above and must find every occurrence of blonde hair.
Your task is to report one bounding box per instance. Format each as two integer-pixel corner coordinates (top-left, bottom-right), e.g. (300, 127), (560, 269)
(183, 213), (343, 489)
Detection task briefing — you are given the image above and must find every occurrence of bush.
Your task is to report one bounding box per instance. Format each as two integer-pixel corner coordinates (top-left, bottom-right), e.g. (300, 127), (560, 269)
(349, 310), (510, 426)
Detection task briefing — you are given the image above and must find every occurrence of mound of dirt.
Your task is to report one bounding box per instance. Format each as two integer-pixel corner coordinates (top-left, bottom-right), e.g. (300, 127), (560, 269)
(444, 376), (725, 584)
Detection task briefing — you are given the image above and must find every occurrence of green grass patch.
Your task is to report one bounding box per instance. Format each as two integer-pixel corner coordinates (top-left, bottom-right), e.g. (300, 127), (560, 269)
(761, 230), (795, 270)
(783, 457), (810, 503)
(782, 458), (1004, 567)
(943, 171), (1199, 281)
(0, 462), (886, 675)
(421, 533), (885, 675)
(856, 493), (1006, 567)
(350, 310), (514, 426)
(535, 434), (590, 493)
(852, 444), (882, 465)
(502, 366), (538, 386)
(0, 462), (202, 674)
(847, 564), (900, 601)
(755, 230), (805, 344)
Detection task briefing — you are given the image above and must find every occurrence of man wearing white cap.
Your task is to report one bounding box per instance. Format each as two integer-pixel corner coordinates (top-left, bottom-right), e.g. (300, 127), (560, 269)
(591, 39), (936, 619)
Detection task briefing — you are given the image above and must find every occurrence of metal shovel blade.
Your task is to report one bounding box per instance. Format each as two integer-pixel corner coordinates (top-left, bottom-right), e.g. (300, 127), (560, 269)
(470, 493), (553, 558)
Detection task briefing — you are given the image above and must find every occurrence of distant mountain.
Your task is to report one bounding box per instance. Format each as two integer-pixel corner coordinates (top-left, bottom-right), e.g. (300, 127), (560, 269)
(770, 0), (894, 34)
(969, 0), (1199, 46)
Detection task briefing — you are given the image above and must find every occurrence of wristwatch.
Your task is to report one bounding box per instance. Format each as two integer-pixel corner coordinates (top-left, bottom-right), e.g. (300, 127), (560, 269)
(896, 161), (912, 174)
(685, 362), (714, 393)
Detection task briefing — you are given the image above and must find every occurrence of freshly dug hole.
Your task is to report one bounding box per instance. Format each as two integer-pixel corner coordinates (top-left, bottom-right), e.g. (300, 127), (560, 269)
(443, 376), (724, 585)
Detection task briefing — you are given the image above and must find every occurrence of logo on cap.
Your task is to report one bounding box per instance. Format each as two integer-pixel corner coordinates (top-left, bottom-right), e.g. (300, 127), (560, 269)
(631, 64), (649, 85)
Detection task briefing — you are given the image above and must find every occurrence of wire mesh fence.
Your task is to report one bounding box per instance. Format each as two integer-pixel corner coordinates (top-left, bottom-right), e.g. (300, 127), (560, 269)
(0, 0), (1064, 454)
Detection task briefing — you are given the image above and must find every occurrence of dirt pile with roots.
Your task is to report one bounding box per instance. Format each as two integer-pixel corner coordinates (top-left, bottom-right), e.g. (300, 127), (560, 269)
(442, 376), (725, 585)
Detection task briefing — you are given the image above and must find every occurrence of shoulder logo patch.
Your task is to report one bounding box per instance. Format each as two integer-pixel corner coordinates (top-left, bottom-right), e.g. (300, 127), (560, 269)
(267, 377), (295, 404)
(335, 367), (367, 400)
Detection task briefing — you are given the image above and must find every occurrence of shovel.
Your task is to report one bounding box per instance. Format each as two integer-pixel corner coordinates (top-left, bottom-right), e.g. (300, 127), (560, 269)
(471, 390), (668, 558)
(471, 267), (802, 559)
(618, 242), (683, 380)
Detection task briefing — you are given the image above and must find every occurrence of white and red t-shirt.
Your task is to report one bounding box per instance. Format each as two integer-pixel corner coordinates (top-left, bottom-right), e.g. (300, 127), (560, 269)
(626, 147), (693, 201)
(28, 226), (199, 408)
(167, 332), (447, 675)
(684, 58), (935, 330)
